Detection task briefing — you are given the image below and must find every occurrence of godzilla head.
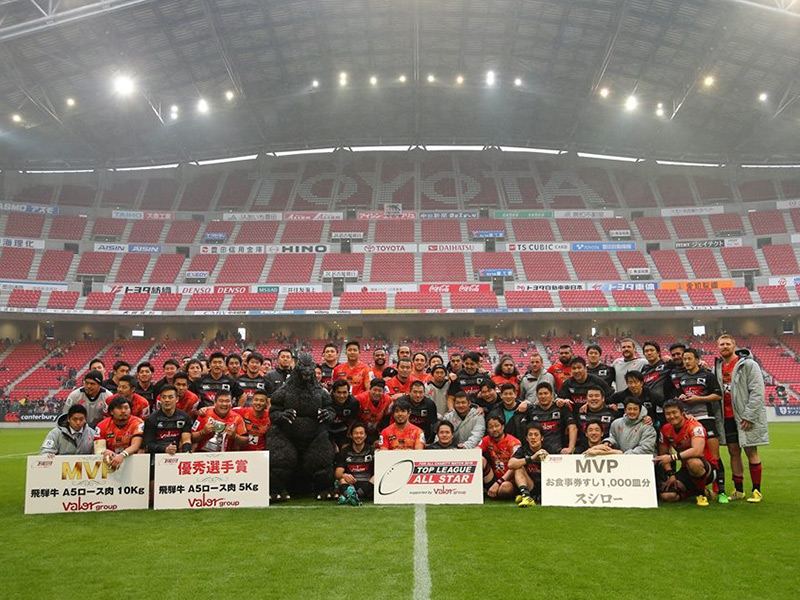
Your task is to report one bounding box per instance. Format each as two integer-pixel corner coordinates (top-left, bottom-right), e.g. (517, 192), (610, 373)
(294, 352), (316, 383)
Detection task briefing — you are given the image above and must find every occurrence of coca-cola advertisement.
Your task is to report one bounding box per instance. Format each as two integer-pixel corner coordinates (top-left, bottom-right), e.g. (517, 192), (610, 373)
(420, 283), (491, 294)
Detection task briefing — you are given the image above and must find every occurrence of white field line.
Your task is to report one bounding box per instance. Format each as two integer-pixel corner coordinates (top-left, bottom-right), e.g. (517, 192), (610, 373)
(413, 504), (432, 600)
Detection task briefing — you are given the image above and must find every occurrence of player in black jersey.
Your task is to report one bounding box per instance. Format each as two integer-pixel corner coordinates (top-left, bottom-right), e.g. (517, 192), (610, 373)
(197, 351), (245, 406)
(526, 382), (577, 454)
(641, 341), (676, 408)
(265, 348), (293, 392)
(586, 344), (615, 387)
(225, 354), (243, 378)
(508, 423), (548, 506)
(677, 348), (726, 500)
(426, 420), (458, 449)
(320, 343), (339, 389)
(557, 357), (613, 417)
(153, 359), (180, 397)
(135, 362), (157, 412)
(575, 386), (618, 452)
(335, 423), (375, 505)
(400, 380), (439, 443)
(237, 352), (272, 407)
(610, 371), (659, 429)
(449, 351), (490, 403)
(476, 380), (502, 417)
(143, 385), (192, 454)
(329, 379), (361, 450)
(102, 360), (130, 394)
(668, 343), (688, 397)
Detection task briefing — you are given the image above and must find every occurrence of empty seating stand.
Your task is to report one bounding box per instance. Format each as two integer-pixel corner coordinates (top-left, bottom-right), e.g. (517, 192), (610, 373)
(229, 293), (278, 311)
(505, 291), (554, 308)
(120, 293), (150, 311)
(186, 294), (225, 311)
(283, 292), (332, 310)
(339, 292), (387, 310)
(7, 289), (41, 308)
(559, 290), (608, 308)
(758, 286), (790, 304)
(47, 291), (79, 309)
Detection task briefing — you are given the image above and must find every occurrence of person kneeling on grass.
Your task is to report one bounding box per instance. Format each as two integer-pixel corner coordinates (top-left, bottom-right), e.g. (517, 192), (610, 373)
(508, 423), (548, 507)
(590, 397), (656, 456)
(335, 423), (375, 506)
(653, 399), (717, 507)
(478, 414), (521, 500)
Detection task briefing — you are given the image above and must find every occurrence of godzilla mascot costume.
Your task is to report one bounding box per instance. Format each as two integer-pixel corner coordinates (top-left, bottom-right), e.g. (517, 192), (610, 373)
(267, 352), (335, 500)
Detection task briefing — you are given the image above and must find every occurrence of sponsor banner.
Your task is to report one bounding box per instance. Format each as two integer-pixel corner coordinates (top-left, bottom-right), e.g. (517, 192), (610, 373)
(153, 451), (269, 510)
(422, 242), (485, 253)
(0, 202), (59, 215)
(25, 454), (150, 514)
(111, 210), (173, 220)
(491, 209), (553, 218)
(2, 413), (59, 422)
(660, 279), (735, 290)
(515, 282), (585, 291)
(284, 212), (343, 221)
(200, 244), (329, 254)
(330, 231), (365, 240)
(0, 237), (44, 250)
(352, 243), (415, 253)
(204, 232), (229, 241)
(557, 307), (645, 312)
(609, 229), (631, 237)
(281, 284), (325, 293)
(661, 206), (724, 217)
(420, 210), (479, 219)
(775, 406), (800, 417)
(144, 211), (172, 220)
(571, 242), (637, 251)
(344, 283), (419, 293)
(777, 199), (800, 210)
(420, 283), (491, 294)
(322, 270), (358, 279)
(128, 243), (162, 254)
(105, 284), (174, 294)
(213, 285), (249, 295)
(374, 449), (483, 505)
(675, 238), (742, 249)
(542, 455), (657, 508)
(94, 242), (127, 253)
(627, 267), (651, 276)
(357, 211), (417, 220)
(554, 210), (615, 219)
(473, 231), (504, 238)
(504, 242), (570, 252)
(479, 269), (513, 277)
(592, 281), (659, 291)
(767, 276), (800, 287)
(252, 285), (280, 293)
(222, 212), (282, 222)
(0, 280), (68, 292)
(186, 271), (209, 279)
(384, 203), (403, 214)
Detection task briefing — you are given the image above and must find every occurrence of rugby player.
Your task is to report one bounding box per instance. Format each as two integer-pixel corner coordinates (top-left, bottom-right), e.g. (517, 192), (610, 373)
(378, 400), (425, 450)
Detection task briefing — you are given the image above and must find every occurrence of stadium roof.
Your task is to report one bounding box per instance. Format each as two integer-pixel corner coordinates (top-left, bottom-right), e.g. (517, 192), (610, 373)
(1, 0), (800, 169)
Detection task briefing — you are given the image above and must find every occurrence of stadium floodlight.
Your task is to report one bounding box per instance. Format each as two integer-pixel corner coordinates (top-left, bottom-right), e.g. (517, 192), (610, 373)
(195, 154), (259, 166)
(703, 75), (715, 87)
(398, 74), (407, 83)
(655, 103), (665, 117)
(11, 114), (22, 123)
(456, 75), (464, 84)
(197, 98), (209, 113)
(225, 90), (235, 101)
(624, 95), (638, 111)
(741, 163), (800, 169)
(514, 78), (522, 87)
(26, 169), (94, 174)
(599, 87), (610, 98)
(273, 147), (336, 157)
(577, 151), (641, 163)
(427, 74), (435, 83)
(113, 74), (135, 96)
(66, 98), (75, 107)
(486, 71), (496, 86)
(759, 92), (768, 102)
(499, 146), (562, 155)
(351, 145), (412, 152)
(426, 145), (484, 152)
(339, 72), (347, 86)
(655, 159), (721, 167)
(311, 79), (319, 88)
(115, 163), (179, 172)
(370, 76), (377, 86)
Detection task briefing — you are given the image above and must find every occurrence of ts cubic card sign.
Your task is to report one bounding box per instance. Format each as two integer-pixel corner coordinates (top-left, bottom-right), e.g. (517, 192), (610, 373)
(542, 455), (658, 508)
(374, 449), (483, 505)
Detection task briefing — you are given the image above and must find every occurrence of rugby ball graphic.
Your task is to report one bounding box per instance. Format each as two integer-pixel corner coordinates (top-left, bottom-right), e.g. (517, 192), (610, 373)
(378, 459), (415, 496)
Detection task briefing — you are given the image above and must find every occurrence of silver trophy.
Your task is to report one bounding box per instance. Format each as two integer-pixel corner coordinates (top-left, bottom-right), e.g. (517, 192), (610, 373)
(212, 419), (227, 452)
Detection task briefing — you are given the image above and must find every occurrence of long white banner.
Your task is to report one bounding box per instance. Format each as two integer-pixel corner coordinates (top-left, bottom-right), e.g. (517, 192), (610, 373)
(25, 454), (150, 514)
(374, 449), (483, 505)
(0, 237), (44, 250)
(541, 454), (657, 508)
(153, 451), (270, 510)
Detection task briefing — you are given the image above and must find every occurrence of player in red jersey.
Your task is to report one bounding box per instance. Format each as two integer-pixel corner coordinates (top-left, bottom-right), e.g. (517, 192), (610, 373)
(479, 414), (521, 499)
(378, 400), (425, 450)
(105, 374), (150, 420)
(232, 389), (270, 451)
(355, 378), (393, 445)
(492, 355), (521, 397)
(94, 396), (144, 470)
(191, 390), (248, 452)
(332, 340), (372, 396)
(370, 348), (389, 379)
(547, 344), (573, 391)
(654, 399), (717, 506)
(411, 352), (432, 383)
(386, 358), (415, 399)
(172, 372), (200, 417)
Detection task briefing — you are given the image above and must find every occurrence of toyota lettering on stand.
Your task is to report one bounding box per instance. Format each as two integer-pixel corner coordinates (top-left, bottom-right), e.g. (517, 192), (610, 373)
(352, 243), (415, 253)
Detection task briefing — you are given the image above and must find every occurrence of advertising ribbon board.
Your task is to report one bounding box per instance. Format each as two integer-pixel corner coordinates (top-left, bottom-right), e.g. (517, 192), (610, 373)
(374, 449), (483, 505)
(153, 451), (270, 510)
(25, 454), (150, 514)
(542, 455), (657, 508)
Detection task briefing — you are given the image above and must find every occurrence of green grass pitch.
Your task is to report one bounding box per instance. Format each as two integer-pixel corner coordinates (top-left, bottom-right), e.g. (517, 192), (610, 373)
(1, 425), (798, 600)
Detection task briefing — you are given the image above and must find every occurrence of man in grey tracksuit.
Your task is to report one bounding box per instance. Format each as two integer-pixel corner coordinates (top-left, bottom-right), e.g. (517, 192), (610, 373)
(443, 393), (485, 449)
(39, 404), (95, 455)
(604, 399), (656, 455)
